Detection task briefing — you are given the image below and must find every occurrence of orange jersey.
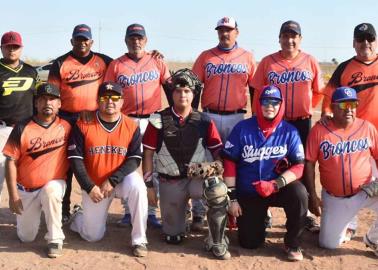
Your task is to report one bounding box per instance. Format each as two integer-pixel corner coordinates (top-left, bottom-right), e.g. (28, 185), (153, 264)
(48, 52), (112, 113)
(306, 119), (378, 197)
(67, 113), (141, 186)
(322, 56), (378, 129)
(251, 51), (324, 119)
(2, 117), (71, 189)
(104, 53), (170, 115)
(192, 46), (256, 111)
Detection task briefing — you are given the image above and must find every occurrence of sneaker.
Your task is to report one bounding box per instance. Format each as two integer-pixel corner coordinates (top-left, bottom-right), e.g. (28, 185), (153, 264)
(343, 228), (356, 243)
(165, 234), (184, 244)
(132, 243), (148, 257)
(118, 213), (131, 227)
(191, 216), (205, 231)
(304, 216), (320, 233)
(47, 243), (63, 258)
(285, 246), (303, 261)
(62, 213), (71, 226)
(363, 234), (378, 257)
(147, 214), (162, 229)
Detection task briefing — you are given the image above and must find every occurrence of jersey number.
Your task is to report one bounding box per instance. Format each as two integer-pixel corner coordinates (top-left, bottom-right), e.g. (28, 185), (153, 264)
(2, 77), (34, 96)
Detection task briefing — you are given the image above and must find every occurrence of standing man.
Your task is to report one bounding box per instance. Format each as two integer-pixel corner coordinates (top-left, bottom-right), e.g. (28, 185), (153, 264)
(321, 23), (378, 239)
(68, 81), (148, 257)
(48, 24), (113, 223)
(250, 20), (324, 231)
(223, 85), (308, 261)
(192, 16), (256, 143)
(304, 86), (378, 256)
(3, 83), (71, 258)
(142, 69), (230, 259)
(0, 31), (38, 201)
(104, 23), (170, 228)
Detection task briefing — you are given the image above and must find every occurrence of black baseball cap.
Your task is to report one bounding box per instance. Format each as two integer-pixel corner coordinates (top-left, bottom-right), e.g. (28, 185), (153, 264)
(72, 24), (92, 39)
(98, 82), (123, 97)
(279, 20), (301, 36)
(36, 83), (60, 98)
(354, 23), (376, 39)
(126, 23), (146, 38)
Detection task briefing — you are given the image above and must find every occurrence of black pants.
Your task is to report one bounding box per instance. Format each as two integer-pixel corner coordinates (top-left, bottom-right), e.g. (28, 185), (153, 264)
(59, 110), (80, 216)
(237, 181), (308, 249)
(286, 118), (311, 150)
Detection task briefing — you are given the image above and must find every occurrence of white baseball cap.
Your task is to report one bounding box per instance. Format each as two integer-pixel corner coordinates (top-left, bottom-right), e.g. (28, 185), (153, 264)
(215, 17), (237, 30)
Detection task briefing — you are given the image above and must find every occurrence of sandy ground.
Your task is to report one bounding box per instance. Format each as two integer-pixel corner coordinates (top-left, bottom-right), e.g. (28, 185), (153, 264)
(1, 110), (378, 270)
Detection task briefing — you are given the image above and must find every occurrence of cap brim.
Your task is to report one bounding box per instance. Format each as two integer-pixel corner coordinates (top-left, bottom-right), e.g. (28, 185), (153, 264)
(126, 31), (146, 38)
(215, 25), (235, 30)
(1, 42), (23, 47)
(280, 28), (301, 35)
(72, 33), (92, 39)
(333, 98), (359, 102)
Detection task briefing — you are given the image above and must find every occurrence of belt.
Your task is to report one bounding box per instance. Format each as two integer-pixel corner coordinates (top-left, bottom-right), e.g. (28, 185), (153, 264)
(17, 183), (42, 192)
(286, 115), (311, 121)
(158, 173), (185, 180)
(128, 113), (151, 119)
(203, 108), (246, 115)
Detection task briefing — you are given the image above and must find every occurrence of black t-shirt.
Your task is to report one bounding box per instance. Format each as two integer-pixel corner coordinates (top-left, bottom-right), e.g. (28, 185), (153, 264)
(0, 60), (38, 125)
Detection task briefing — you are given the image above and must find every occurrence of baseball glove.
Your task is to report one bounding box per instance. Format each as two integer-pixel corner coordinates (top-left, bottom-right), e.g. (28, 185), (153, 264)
(361, 180), (378, 197)
(187, 160), (224, 179)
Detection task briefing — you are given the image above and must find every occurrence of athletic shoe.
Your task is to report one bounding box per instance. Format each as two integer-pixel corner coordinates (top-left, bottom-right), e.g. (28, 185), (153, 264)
(304, 216), (320, 233)
(165, 234), (184, 244)
(62, 213), (71, 226)
(285, 246), (303, 261)
(343, 228), (356, 243)
(147, 214), (162, 229)
(212, 249), (231, 260)
(47, 243), (63, 258)
(132, 243), (148, 257)
(363, 234), (378, 257)
(118, 213), (131, 227)
(191, 216), (205, 231)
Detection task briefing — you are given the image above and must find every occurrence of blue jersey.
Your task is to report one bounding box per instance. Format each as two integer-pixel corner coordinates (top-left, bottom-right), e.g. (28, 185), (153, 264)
(222, 116), (304, 197)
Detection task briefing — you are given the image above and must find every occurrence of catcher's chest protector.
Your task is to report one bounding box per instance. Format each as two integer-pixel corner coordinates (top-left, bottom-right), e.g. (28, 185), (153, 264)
(161, 110), (202, 175)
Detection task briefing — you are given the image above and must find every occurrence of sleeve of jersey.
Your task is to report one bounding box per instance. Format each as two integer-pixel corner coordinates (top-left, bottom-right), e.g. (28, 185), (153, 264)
(206, 120), (223, 154)
(221, 124), (242, 162)
(2, 124), (23, 160)
(311, 57), (325, 108)
(247, 52), (257, 86)
(47, 60), (61, 88)
(287, 128), (305, 164)
(142, 123), (158, 150)
(67, 124), (85, 159)
(126, 126), (142, 159)
(103, 60), (117, 82)
(305, 125), (320, 162)
(159, 59), (170, 83)
(250, 59), (266, 112)
(368, 123), (378, 161)
(321, 64), (343, 114)
(192, 53), (205, 82)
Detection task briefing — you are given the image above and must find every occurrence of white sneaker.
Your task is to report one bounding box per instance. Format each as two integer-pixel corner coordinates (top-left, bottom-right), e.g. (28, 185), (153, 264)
(363, 234), (378, 257)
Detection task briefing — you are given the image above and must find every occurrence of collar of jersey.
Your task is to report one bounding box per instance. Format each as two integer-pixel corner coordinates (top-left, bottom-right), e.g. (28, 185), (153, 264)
(0, 59), (23, 73)
(96, 111), (122, 133)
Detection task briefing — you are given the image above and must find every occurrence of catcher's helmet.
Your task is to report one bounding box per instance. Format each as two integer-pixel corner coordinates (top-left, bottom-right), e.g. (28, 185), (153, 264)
(168, 68), (203, 95)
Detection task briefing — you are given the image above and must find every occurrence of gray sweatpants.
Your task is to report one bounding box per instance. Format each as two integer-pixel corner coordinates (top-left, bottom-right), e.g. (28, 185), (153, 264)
(160, 178), (204, 236)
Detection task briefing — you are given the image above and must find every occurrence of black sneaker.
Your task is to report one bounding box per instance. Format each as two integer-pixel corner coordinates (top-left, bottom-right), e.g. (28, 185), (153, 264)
(191, 216), (205, 231)
(304, 216), (320, 233)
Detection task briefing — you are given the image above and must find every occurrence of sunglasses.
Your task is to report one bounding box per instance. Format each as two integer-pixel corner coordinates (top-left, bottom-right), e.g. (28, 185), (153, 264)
(355, 36), (376, 43)
(99, 95), (122, 102)
(261, 99), (281, 107)
(333, 101), (359, 110)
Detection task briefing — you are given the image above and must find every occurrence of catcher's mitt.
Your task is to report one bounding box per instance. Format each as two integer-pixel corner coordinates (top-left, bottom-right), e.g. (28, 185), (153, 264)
(187, 160), (224, 179)
(361, 180), (378, 197)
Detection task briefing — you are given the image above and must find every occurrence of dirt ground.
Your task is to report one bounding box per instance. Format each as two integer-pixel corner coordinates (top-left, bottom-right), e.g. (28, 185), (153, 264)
(1, 110), (378, 270)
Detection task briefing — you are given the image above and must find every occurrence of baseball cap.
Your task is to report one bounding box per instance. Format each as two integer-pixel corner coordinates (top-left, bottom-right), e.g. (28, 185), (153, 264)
(332, 87), (358, 103)
(279, 20), (301, 35)
(126, 24), (146, 38)
(72, 24), (92, 39)
(36, 83), (60, 98)
(260, 85), (282, 101)
(354, 23), (376, 38)
(215, 17), (238, 30)
(98, 82), (123, 97)
(1, 31), (23, 47)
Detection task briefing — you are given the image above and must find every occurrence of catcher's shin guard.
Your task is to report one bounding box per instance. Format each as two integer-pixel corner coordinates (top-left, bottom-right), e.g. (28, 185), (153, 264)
(203, 177), (230, 259)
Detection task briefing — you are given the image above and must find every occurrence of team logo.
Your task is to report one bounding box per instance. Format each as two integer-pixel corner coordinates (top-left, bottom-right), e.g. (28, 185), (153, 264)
(225, 141), (234, 149)
(117, 70), (159, 87)
(320, 138), (370, 160)
(105, 83), (114, 90)
(267, 70), (313, 85)
(242, 144), (288, 163)
(205, 63), (248, 79)
(89, 145), (128, 156)
(2, 77), (34, 96)
(359, 24), (368, 31)
(344, 88), (353, 97)
(221, 17), (230, 24)
(263, 88), (277, 95)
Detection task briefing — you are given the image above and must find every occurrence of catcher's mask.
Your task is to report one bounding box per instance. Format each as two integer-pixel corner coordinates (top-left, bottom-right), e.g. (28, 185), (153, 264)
(168, 68), (203, 95)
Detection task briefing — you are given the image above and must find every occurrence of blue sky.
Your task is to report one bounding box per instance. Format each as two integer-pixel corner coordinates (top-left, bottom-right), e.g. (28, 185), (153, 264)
(2, 0), (378, 63)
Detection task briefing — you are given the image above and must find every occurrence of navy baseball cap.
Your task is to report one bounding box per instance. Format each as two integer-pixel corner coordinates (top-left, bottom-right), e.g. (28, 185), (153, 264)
(260, 85), (282, 101)
(126, 24), (146, 38)
(36, 83), (60, 98)
(279, 20), (301, 36)
(72, 24), (92, 39)
(332, 87), (358, 103)
(354, 23), (376, 38)
(98, 82), (123, 97)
